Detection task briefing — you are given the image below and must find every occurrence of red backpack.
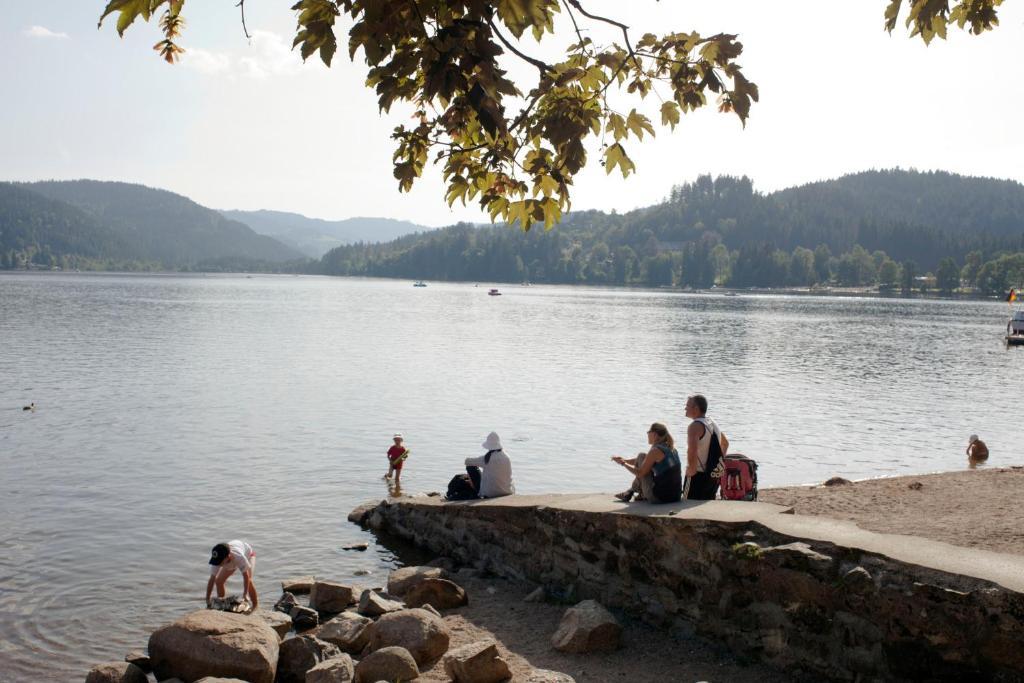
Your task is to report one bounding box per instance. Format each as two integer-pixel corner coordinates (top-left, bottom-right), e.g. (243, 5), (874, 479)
(719, 454), (758, 501)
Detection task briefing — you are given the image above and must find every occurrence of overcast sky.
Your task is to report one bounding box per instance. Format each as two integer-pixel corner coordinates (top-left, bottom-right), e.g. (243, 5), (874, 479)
(2, 1), (1022, 227)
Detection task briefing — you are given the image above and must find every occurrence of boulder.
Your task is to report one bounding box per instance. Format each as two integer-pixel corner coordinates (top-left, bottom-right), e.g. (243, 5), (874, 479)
(310, 581), (356, 613)
(275, 592), (299, 613)
(305, 655), (355, 683)
(282, 576), (316, 594)
(525, 671), (576, 683)
(404, 578), (468, 610)
(277, 635), (341, 683)
(254, 608), (292, 639)
(386, 566), (446, 596)
(317, 612), (372, 653)
(123, 651), (150, 672)
(291, 605), (320, 631)
(357, 589), (403, 617)
(353, 647), (418, 683)
(551, 600), (621, 653)
(85, 662), (148, 683)
(148, 610), (279, 683)
(347, 500), (384, 526)
(366, 608), (450, 665)
(342, 542), (369, 551)
(824, 477), (853, 486)
(443, 640), (511, 683)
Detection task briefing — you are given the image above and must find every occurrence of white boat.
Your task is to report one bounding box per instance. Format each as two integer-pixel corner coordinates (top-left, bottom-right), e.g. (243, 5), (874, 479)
(488, 288), (502, 296)
(1007, 309), (1024, 345)
(413, 280), (427, 287)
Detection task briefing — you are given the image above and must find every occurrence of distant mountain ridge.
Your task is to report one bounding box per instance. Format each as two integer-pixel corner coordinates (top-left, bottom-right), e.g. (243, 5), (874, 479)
(1, 180), (302, 269)
(221, 209), (429, 258)
(319, 169), (1024, 291)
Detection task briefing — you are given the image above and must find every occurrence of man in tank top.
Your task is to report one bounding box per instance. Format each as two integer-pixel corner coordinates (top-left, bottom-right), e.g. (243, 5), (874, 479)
(683, 394), (730, 500)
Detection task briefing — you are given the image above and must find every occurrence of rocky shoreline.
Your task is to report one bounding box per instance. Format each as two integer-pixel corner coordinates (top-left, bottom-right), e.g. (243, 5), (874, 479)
(85, 563), (580, 683)
(84, 548), (805, 683)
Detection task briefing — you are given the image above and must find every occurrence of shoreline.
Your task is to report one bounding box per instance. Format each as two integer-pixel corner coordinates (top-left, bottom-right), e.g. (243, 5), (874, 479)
(1, 270), (1008, 302)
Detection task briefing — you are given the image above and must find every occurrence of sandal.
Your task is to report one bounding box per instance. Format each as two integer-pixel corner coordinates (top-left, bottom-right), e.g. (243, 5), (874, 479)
(614, 490), (634, 502)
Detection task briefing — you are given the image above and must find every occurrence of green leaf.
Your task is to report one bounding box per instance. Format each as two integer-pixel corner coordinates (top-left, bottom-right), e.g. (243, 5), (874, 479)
(660, 101), (680, 130)
(606, 113), (627, 141)
(626, 109), (655, 140)
(603, 142), (635, 178)
(99, 0), (168, 36)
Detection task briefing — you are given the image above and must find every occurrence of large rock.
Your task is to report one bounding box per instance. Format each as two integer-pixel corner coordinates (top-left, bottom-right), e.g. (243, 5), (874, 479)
(291, 605), (320, 631)
(443, 640), (511, 683)
(386, 566), (446, 596)
(404, 578), (468, 610)
(353, 647), (418, 683)
(357, 589), (403, 617)
(254, 608), (292, 639)
(310, 581), (356, 613)
(148, 610), (279, 683)
(123, 651), (150, 672)
(305, 655), (355, 683)
(85, 661), (148, 683)
(551, 600), (621, 653)
(277, 635), (341, 683)
(317, 612), (372, 653)
(347, 500), (384, 526)
(282, 576), (315, 594)
(366, 608), (450, 665)
(275, 592), (299, 613)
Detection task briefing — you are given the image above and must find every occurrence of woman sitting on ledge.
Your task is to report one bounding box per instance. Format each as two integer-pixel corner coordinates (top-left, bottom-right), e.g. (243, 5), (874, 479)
(612, 422), (682, 504)
(463, 431), (515, 498)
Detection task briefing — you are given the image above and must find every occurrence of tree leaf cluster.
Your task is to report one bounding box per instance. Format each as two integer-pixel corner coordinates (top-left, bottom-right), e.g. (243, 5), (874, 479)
(94, 1), (1006, 230)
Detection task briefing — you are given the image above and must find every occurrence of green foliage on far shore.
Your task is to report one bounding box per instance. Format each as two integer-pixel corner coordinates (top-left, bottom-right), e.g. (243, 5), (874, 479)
(318, 169), (1024, 295)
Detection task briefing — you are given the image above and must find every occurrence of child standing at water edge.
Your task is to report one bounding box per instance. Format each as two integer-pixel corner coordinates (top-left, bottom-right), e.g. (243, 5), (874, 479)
(385, 433), (410, 484)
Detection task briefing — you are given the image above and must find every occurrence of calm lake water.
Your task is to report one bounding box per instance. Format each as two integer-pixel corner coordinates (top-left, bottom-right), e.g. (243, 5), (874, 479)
(1, 272), (1021, 681)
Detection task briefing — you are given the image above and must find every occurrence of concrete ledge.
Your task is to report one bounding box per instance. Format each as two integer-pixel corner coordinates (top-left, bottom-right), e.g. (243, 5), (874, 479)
(418, 493), (1024, 594)
(355, 493), (1024, 681)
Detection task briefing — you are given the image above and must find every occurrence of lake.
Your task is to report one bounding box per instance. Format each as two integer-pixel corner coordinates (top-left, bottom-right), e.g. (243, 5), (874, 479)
(1, 272), (1020, 681)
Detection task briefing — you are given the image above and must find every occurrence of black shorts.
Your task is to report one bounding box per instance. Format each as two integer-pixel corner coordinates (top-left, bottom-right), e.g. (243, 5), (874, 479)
(683, 472), (719, 500)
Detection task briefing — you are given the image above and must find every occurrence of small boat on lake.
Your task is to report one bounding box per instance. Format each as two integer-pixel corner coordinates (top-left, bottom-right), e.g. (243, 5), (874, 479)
(488, 288), (502, 296)
(1007, 309), (1024, 345)
(413, 281), (427, 287)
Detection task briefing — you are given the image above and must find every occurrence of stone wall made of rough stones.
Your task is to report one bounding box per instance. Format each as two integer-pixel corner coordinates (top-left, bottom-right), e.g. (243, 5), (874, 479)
(360, 499), (1024, 682)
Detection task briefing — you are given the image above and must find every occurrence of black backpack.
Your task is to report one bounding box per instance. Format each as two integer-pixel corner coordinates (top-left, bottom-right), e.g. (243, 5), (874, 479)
(445, 474), (477, 501)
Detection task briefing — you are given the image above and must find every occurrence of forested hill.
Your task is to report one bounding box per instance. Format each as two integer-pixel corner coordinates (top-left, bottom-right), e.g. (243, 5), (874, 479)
(319, 169), (1024, 292)
(221, 209), (428, 258)
(1, 180), (303, 270)
(0, 183), (131, 266)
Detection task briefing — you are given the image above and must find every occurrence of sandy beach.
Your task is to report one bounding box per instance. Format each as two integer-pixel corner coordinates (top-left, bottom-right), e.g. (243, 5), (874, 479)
(760, 466), (1024, 556)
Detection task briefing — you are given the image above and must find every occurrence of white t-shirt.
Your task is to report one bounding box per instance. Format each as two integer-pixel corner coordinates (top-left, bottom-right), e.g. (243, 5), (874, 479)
(209, 539), (255, 576)
(465, 450), (515, 498)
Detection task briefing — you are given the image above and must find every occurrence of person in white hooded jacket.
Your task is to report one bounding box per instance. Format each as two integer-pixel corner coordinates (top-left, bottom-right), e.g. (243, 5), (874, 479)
(465, 432), (515, 498)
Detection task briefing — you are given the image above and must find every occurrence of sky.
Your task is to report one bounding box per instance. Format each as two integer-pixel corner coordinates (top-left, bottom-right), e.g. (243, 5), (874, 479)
(2, 1), (1023, 227)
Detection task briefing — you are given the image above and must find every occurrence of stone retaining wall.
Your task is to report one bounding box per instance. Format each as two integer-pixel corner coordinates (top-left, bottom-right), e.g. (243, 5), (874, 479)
(354, 496), (1024, 682)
